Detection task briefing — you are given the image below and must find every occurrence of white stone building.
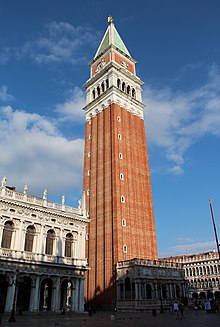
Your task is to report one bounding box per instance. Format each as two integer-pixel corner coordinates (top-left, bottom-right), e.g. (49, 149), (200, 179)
(163, 251), (220, 302)
(0, 177), (89, 313)
(116, 258), (187, 311)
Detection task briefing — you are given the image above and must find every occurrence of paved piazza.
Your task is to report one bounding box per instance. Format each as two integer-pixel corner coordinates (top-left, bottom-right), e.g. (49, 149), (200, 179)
(0, 310), (219, 327)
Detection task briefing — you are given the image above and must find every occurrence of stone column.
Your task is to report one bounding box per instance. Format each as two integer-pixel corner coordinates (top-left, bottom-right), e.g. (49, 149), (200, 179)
(169, 283), (173, 299)
(58, 229), (63, 259)
(5, 277), (15, 312)
(135, 282), (138, 300)
(71, 279), (76, 312)
(38, 225), (45, 260)
(155, 283), (159, 300)
(173, 284), (177, 298)
(74, 278), (79, 312)
(0, 225), (4, 244)
(78, 277), (84, 312)
(51, 277), (60, 312)
(20, 223), (26, 252)
(29, 275), (40, 311)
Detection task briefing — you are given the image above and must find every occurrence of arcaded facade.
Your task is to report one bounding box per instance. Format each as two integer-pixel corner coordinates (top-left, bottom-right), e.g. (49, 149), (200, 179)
(164, 251), (220, 301)
(116, 258), (187, 311)
(0, 177), (89, 313)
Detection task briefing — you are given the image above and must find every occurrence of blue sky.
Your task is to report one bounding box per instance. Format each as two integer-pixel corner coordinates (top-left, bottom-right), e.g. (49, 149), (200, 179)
(0, 0), (220, 257)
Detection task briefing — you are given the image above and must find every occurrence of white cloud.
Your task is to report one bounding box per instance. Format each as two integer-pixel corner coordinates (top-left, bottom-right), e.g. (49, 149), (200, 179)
(0, 85), (14, 102)
(16, 21), (99, 65)
(55, 87), (85, 122)
(161, 240), (216, 258)
(168, 165), (184, 175)
(0, 105), (84, 203)
(144, 65), (220, 174)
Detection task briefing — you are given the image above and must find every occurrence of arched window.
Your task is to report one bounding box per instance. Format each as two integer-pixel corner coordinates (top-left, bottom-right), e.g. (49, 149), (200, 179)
(97, 86), (101, 96)
(146, 284), (152, 299)
(1, 221), (14, 248)
(121, 196), (125, 203)
(24, 225), (36, 252)
(92, 89), (95, 99)
(101, 82), (105, 93)
(132, 88), (136, 98)
(122, 82), (125, 92)
(127, 85), (130, 95)
(119, 283), (124, 299)
(125, 277), (131, 299)
(45, 229), (55, 255)
(65, 233), (73, 257)
(117, 78), (121, 88)
(123, 244), (127, 253)
(106, 79), (109, 89)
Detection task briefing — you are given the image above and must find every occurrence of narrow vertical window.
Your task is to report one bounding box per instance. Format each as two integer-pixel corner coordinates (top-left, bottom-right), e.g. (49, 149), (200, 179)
(97, 86), (101, 96)
(88, 170), (90, 176)
(122, 219), (126, 227)
(89, 134), (92, 140)
(118, 134), (122, 140)
(117, 78), (121, 88)
(123, 245), (128, 253)
(121, 196), (125, 203)
(117, 116), (121, 123)
(120, 173), (124, 180)
(119, 153), (123, 159)
(122, 82), (125, 92)
(106, 79), (109, 88)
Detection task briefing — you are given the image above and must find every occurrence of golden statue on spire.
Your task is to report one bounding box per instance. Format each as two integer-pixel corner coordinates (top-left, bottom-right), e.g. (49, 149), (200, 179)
(108, 16), (113, 23)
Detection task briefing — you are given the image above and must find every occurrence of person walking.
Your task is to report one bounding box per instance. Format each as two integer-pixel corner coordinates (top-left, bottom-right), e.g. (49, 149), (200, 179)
(173, 301), (179, 319)
(178, 301), (185, 319)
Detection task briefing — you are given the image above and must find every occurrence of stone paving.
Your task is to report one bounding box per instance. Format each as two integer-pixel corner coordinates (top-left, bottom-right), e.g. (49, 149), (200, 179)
(0, 310), (219, 327)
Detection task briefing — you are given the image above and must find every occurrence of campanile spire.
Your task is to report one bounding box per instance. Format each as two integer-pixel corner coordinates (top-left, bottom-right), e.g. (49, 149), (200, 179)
(83, 18), (158, 308)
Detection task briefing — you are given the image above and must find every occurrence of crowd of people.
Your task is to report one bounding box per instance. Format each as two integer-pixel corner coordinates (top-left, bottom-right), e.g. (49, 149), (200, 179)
(169, 298), (219, 319)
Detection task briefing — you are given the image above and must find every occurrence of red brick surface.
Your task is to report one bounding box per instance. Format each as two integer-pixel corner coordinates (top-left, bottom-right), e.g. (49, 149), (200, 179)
(83, 103), (158, 305)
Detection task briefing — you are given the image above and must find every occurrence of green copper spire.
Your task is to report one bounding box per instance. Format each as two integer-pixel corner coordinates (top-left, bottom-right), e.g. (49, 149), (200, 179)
(94, 16), (131, 59)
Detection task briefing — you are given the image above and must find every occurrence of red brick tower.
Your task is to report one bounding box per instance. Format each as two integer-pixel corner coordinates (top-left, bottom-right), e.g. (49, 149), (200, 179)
(83, 17), (158, 307)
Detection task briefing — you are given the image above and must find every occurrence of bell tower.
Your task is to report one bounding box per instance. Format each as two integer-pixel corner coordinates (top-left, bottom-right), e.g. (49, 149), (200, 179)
(83, 17), (158, 307)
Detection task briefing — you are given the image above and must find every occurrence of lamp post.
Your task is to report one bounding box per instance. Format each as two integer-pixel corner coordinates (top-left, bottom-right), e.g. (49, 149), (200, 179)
(158, 283), (164, 313)
(8, 269), (19, 322)
(208, 198), (220, 260)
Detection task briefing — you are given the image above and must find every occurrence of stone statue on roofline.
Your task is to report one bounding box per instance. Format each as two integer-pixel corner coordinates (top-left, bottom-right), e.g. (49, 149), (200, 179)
(23, 184), (28, 194)
(78, 199), (82, 209)
(1, 176), (7, 187)
(43, 189), (47, 200)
